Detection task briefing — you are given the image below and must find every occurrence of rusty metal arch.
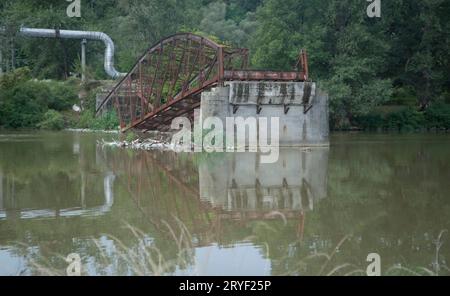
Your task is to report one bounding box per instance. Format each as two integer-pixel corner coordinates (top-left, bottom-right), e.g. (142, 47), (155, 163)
(96, 33), (307, 132)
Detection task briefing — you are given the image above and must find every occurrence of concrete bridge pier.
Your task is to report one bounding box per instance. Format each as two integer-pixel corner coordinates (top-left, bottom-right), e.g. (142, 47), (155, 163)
(200, 81), (329, 147)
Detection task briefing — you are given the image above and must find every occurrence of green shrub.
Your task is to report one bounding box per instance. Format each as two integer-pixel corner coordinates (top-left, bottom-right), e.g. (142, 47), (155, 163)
(0, 81), (50, 128)
(0, 67), (31, 90)
(77, 110), (95, 129)
(388, 86), (417, 106)
(83, 89), (99, 112)
(425, 103), (450, 130)
(0, 68), (79, 129)
(76, 110), (119, 130)
(384, 108), (425, 131)
(37, 110), (65, 130)
(90, 111), (119, 130)
(125, 131), (137, 142)
(46, 81), (78, 111)
(353, 104), (450, 131)
(354, 113), (384, 130)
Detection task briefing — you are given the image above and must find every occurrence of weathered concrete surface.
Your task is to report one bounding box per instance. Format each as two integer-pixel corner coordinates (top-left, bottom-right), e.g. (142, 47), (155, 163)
(200, 86), (230, 126)
(199, 148), (329, 211)
(228, 81), (316, 105)
(200, 81), (329, 147)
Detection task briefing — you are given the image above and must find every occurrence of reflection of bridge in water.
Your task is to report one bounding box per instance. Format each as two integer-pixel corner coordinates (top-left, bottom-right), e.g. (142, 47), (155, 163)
(110, 148), (329, 245)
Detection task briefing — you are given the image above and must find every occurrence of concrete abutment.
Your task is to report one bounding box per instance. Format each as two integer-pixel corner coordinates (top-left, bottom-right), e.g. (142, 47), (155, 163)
(200, 81), (329, 147)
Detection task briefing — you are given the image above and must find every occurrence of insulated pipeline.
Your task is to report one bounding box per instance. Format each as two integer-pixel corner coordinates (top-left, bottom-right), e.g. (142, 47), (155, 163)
(11, 27), (126, 79)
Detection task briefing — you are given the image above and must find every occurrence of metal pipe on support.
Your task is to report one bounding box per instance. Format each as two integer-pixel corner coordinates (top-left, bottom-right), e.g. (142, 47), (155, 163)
(0, 31), (4, 75)
(0, 169), (3, 210)
(0, 27), (8, 74)
(0, 47), (3, 75)
(81, 38), (87, 81)
(18, 27), (126, 79)
(0, 26), (126, 79)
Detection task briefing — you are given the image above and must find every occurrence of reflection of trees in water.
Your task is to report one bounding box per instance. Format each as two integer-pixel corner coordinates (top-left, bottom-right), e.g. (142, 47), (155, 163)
(107, 138), (450, 275)
(317, 136), (450, 275)
(2, 133), (450, 275)
(0, 133), (111, 219)
(0, 133), (124, 275)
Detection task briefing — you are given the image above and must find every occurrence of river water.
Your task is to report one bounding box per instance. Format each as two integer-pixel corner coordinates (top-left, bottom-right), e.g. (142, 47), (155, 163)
(0, 131), (449, 276)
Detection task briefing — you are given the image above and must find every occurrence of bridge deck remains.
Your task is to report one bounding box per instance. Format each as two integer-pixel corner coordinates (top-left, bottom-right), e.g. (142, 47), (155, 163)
(95, 33), (309, 132)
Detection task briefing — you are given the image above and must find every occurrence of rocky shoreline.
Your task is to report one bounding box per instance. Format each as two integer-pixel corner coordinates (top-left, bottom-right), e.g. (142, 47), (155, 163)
(65, 128), (120, 134)
(99, 138), (178, 151)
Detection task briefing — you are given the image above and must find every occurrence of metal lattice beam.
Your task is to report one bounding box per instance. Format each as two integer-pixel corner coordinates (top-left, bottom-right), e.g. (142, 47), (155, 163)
(96, 33), (308, 132)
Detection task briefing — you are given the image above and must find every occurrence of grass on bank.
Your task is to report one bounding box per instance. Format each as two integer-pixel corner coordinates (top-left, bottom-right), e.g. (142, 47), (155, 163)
(73, 110), (119, 131)
(14, 213), (450, 276)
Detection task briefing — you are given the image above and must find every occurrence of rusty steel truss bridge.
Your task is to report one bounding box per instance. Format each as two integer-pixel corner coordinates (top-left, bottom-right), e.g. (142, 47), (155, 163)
(95, 33), (309, 132)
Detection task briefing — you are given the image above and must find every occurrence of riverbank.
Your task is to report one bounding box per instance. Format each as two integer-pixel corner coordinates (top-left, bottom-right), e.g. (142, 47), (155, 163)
(100, 138), (174, 151)
(65, 128), (119, 134)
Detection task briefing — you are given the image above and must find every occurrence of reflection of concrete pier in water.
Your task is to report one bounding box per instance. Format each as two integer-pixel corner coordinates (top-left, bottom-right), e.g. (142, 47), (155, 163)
(199, 149), (328, 240)
(117, 148), (329, 244)
(200, 149), (328, 214)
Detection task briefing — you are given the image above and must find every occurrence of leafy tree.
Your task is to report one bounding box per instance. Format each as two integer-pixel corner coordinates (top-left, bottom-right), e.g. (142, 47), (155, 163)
(1, 0), (450, 129)
(198, 1), (257, 47)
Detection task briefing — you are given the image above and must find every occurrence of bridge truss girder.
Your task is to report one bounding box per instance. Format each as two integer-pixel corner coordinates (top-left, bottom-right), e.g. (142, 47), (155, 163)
(96, 33), (308, 132)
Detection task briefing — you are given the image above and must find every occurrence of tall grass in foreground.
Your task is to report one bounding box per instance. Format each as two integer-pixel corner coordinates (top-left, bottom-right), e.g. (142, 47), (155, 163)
(23, 218), (194, 276)
(15, 217), (449, 276)
(384, 230), (450, 276)
(275, 230), (449, 276)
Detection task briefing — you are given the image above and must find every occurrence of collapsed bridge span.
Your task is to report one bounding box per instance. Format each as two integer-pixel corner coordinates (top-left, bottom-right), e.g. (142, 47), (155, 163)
(96, 33), (328, 146)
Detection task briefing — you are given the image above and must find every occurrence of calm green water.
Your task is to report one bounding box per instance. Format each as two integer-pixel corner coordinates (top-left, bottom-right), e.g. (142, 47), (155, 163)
(0, 131), (449, 276)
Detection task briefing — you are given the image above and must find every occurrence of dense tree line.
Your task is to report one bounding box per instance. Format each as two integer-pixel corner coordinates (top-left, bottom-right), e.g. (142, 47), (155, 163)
(1, 0), (449, 130)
